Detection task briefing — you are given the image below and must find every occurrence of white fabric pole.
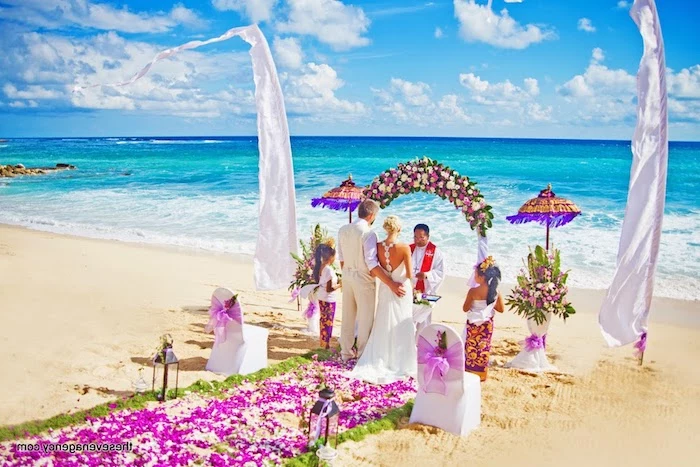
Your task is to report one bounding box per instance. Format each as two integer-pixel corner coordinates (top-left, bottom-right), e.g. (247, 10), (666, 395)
(73, 24), (297, 291)
(598, 0), (668, 347)
(467, 232), (489, 288)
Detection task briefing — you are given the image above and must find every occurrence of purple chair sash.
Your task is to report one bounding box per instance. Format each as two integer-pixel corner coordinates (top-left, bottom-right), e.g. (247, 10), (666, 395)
(524, 334), (546, 352)
(205, 295), (242, 344)
(417, 336), (463, 395)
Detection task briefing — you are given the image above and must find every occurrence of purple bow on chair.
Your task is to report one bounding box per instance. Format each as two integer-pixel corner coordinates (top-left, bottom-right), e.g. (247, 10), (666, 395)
(205, 295), (243, 344)
(417, 336), (463, 395)
(524, 334), (546, 352)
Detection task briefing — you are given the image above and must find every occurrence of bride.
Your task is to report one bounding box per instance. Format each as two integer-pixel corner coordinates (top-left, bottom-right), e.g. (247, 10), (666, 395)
(351, 215), (417, 384)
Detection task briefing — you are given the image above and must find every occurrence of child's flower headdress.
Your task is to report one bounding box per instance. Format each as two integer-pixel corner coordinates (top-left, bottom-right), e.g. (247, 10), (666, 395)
(478, 256), (496, 272)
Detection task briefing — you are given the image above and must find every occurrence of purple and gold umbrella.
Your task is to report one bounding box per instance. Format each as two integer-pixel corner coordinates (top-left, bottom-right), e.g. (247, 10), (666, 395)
(311, 175), (364, 223)
(506, 184), (581, 250)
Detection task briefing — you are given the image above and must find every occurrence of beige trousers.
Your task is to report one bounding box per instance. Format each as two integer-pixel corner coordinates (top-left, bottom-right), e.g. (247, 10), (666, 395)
(340, 272), (376, 360)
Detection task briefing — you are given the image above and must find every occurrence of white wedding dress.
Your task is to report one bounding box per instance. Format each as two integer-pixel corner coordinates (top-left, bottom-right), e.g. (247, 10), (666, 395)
(351, 260), (417, 384)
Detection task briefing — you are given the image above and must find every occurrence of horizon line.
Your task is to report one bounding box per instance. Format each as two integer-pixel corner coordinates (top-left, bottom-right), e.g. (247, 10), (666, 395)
(3, 135), (699, 144)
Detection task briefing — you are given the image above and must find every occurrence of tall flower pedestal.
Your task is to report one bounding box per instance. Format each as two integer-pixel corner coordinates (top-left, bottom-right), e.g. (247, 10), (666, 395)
(506, 312), (556, 372)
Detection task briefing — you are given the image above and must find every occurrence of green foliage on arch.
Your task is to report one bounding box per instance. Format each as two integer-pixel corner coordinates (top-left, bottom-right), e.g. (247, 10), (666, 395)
(363, 157), (493, 235)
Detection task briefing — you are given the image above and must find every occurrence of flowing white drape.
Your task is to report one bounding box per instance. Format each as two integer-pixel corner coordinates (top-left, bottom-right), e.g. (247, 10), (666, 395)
(598, 0), (668, 347)
(74, 25), (297, 290)
(467, 233), (489, 288)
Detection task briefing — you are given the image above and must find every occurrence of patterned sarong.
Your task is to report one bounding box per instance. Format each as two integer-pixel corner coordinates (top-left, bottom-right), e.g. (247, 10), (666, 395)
(319, 301), (336, 349)
(464, 318), (494, 381)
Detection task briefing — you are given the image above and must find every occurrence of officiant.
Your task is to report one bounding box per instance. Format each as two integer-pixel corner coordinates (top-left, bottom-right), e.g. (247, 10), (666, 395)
(411, 224), (444, 295)
(410, 224), (445, 333)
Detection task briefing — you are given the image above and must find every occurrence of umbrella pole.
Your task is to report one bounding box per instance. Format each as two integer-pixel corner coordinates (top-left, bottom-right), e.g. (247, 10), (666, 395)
(349, 210), (352, 223)
(546, 223), (550, 251)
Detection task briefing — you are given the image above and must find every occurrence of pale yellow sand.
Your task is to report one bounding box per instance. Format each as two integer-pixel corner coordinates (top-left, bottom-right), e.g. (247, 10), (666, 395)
(0, 225), (698, 466)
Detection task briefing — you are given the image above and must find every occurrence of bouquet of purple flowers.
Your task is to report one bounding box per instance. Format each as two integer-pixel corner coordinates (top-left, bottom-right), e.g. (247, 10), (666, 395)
(506, 245), (576, 325)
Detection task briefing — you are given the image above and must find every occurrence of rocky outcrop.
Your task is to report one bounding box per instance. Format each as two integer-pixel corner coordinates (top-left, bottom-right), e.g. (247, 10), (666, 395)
(0, 163), (76, 178)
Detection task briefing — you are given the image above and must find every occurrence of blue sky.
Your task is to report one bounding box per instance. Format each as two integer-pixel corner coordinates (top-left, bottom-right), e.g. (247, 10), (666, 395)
(0, 0), (698, 140)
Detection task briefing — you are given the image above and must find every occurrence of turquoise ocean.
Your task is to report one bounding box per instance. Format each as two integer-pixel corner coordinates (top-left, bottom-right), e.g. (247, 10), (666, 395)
(1, 137), (698, 300)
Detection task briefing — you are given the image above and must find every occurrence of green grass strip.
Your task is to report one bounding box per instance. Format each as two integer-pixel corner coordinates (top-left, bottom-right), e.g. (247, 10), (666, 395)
(0, 348), (335, 442)
(284, 400), (415, 467)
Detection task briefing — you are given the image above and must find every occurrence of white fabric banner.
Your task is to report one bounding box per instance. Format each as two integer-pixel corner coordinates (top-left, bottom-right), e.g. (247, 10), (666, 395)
(74, 24), (297, 291)
(467, 233), (489, 288)
(598, 0), (668, 347)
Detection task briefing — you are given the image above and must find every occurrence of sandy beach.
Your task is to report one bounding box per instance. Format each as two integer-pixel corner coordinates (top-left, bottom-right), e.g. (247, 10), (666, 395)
(1, 224), (699, 465)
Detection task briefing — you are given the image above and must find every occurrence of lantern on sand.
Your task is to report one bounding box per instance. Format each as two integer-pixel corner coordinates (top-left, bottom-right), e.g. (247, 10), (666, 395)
(151, 334), (180, 401)
(307, 387), (340, 453)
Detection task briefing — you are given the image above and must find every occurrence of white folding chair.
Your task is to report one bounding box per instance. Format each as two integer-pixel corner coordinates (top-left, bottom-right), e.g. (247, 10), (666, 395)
(409, 324), (481, 436)
(205, 287), (268, 376)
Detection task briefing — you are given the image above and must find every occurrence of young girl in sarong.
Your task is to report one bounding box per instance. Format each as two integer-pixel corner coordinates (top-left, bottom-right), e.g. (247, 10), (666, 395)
(313, 244), (341, 349)
(462, 256), (504, 381)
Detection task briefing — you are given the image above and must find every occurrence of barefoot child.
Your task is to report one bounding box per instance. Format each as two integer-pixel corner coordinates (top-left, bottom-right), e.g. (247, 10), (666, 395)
(462, 256), (504, 381)
(313, 244), (341, 349)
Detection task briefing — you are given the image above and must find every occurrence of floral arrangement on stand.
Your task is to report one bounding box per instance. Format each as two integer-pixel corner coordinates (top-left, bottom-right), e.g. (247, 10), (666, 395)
(506, 245), (576, 325)
(363, 157), (493, 235)
(289, 224), (340, 306)
(153, 333), (173, 363)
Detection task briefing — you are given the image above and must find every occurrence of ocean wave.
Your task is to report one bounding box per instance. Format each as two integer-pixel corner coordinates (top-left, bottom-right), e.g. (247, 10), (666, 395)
(149, 139), (222, 145)
(1, 204), (697, 301)
(3, 137), (698, 301)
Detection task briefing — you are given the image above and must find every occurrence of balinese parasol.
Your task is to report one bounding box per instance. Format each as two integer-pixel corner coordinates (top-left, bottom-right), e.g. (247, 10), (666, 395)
(311, 174), (364, 223)
(506, 184), (581, 250)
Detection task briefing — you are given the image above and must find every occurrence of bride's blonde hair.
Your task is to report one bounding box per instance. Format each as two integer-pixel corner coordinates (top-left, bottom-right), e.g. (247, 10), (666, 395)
(383, 215), (401, 235)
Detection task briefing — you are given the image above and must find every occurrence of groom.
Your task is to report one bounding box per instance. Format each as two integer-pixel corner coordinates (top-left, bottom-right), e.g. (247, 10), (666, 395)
(337, 199), (406, 361)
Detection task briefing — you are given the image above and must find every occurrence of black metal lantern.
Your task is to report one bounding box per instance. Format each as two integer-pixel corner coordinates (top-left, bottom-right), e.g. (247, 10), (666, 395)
(151, 335), (180, 401)
(307, 388), (340, 449)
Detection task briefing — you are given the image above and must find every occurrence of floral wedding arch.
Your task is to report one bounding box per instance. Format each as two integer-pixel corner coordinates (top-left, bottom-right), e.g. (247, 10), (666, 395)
(364, 157), (494, 236)
(364, 157), (492, 267)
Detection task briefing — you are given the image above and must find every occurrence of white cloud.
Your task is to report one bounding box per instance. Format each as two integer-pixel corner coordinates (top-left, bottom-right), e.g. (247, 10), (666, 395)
(9, 100), (39, 108)
(373, 78), (479, 125)
(390, 78), (431, 106)
(459, 73), (540, 106)
(592, 47), (605, 63)
(524, 77), (539, 96)
(0, 30), (256, 118)
(667, 65), (700, 98)
(212, 0), (277, 23)
(370, 3), (437, 17)
(557, 48), (637, 123)
(437, 94), (474, 123)
(617, 1), (631, 9)
(273, 36), (304, 69)
(527, 103), (552, 122)
(281, 62), (367, 119)
(0, 0), (204, 33)
(504, 0), (524, 3)
(577, 18), (596, 33)
(3, 83), (62, 100)
(453, 0), (555, 49)
(434, 27), (444, 39)
(276, 0), (370, 51)
(558, 49), (635, 102)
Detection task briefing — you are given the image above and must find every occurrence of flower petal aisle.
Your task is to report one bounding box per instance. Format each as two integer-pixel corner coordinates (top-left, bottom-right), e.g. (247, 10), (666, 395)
(0, 356), (416, 466)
